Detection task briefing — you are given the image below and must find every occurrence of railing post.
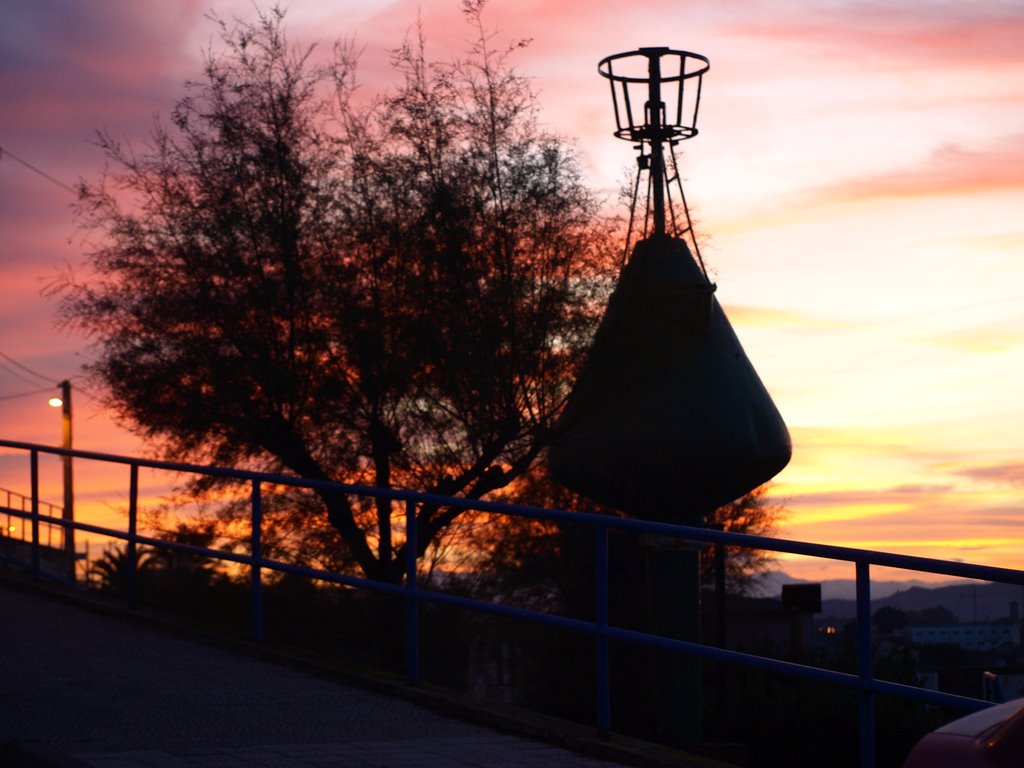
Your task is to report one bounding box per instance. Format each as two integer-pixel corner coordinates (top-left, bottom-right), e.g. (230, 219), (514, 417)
(127, 463), (139, 608)
(713, 525), (727, 648)
(405, 499), (420, 684)
(251, 480), (264, 642)
(713, 526), (730, 741)
(30, 449), (40, 580)
(595, 522), (611, 737)
(856, 560), (875, 768)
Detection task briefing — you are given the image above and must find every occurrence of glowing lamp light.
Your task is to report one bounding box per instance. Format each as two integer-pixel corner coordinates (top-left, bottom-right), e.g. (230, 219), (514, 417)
(48, 396), (63, 408)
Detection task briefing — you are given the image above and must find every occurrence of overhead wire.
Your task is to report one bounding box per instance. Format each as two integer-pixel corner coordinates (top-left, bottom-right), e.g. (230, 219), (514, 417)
(0, 350), (53, 384)
(0, 145), (77, 196)
(0, 153), (84, 401)
(0, 152), (103, 404)
(0, 358), (50, 388)
(0, 351), (59, 405)
(0, 349), (102, 403)
(0, 386), (56, 402)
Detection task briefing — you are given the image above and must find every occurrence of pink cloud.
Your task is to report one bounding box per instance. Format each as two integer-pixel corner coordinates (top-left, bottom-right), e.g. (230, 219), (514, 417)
(776, 134), (1024, 212)
(955, 463), (1024, 487)
(788, 485), (958, 510)
(858, 137), (1024, 197)
(724, 2), (1024, 71)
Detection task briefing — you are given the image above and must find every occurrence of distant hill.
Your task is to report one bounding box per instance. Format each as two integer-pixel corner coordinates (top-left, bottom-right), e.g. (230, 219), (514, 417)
(759, 572), (1024, 623)
(820, 582), (1024, 623)
(756, 571), (966, 601)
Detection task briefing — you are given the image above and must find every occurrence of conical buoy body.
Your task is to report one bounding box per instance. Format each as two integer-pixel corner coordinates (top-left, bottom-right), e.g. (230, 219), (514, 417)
(548, 235), (791, 522)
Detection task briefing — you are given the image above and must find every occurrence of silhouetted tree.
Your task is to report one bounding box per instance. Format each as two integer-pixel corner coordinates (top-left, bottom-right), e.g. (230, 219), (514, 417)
(146, 521), (223, 587)
(87, 523), (222, 599)
(471, 467), (784, 606)
(702, 484), (785, 594)
(909, 605), (958, 625)
(874, 606), (908, 636)
(87, 544), (158, 595)
(58, 3), (616, 583)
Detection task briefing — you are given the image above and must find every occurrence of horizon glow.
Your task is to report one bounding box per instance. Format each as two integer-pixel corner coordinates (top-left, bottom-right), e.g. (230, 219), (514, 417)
(2, 0), (1023, 582)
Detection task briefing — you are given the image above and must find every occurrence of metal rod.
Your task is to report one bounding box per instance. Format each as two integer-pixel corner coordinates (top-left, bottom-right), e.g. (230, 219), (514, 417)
(30, 449), (39, 580)
(127, 463), (139, 608)
(405, 499), (421, 684)
(715, 537), (726, 648)
(856, 561), (876, 768)
(251, 479), (264, 642)
(646, 51), (666, 236)
(595, 523), (611, 737)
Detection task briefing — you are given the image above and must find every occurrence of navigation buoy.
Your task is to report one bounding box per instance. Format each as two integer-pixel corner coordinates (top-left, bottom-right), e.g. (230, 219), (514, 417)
(548, 48), (790, 523)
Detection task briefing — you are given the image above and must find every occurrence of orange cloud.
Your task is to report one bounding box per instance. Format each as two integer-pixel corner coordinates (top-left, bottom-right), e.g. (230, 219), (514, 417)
(919, 327), (1024, 355)
(708, 134), (1024, 235)
(817, 137), (1024, 204)
(722, 304), (866, 331)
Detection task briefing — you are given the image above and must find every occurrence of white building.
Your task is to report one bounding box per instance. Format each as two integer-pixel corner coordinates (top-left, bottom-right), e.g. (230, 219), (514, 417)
(909, 623), (1021, 652)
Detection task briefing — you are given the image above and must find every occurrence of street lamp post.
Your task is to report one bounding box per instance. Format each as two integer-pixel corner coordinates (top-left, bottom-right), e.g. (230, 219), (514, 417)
(49, 380), (75, 580)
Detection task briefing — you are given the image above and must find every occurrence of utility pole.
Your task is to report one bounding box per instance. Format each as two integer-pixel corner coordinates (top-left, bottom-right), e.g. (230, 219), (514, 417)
(58, 380), (75, 580)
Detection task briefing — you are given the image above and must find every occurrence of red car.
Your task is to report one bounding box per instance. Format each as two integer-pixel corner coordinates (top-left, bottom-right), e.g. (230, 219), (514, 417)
(903, 698), (1024, 767)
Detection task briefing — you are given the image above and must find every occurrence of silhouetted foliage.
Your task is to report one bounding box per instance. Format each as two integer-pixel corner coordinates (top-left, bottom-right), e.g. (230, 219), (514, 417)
(146, 520), (225, 593)
(874, 605), (908, 635)
(908, 605), (958, 625)
(59, 3), (616, 582)
(88, 522), (230, 615)
(476, 467), (783, 601)
(87, 543), (158, 595)
(702, 484), (784, 594)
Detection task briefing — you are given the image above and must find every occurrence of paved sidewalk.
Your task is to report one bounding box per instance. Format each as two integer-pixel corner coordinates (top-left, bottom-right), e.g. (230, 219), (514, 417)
(0, 578), (725, 768)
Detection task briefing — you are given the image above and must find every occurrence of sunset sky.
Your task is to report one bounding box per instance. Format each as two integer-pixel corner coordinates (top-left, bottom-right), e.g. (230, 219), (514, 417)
(2, 0), (1023, 581)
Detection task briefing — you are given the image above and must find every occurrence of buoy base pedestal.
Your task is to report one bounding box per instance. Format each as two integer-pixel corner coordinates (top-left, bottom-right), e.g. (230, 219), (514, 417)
(643, 534), (702, 745)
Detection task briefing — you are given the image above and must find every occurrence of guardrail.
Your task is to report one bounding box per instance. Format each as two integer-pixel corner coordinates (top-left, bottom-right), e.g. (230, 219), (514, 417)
(2, 438), (1023, 768)
(1, 485), (64, 546)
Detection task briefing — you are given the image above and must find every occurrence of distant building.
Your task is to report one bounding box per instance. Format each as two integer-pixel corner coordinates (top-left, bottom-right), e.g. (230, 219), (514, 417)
(909, 623), (1020, 652)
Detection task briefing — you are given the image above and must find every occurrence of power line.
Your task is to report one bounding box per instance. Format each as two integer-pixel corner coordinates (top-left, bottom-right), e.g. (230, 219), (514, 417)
(0, 349), (101, 402)
(0, 145), (77, 195)
(0, 350), (54, 384)
(0, 386), (55, 402)
(0, 358), (49, 388)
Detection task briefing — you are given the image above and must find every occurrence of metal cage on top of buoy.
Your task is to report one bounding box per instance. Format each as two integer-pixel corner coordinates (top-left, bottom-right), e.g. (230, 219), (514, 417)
(599, 47), (710, 259)
(599, 47), (708, 145)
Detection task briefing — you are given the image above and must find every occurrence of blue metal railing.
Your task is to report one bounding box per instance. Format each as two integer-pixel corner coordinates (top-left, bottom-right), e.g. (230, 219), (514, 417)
(0, 484), (64, 546)
(2, 438), (1022, 768)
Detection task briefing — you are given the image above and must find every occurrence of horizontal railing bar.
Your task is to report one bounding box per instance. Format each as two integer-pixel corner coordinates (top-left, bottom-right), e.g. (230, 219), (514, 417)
(0, 503), (62, 520)
(2, 440), (1021, 586)
(408, 582), (600, 633)
(870, 678), (991, 712)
